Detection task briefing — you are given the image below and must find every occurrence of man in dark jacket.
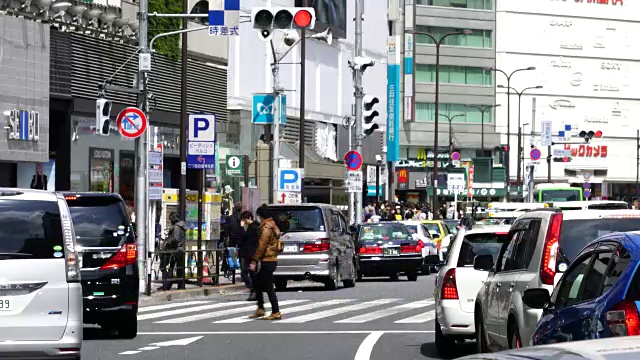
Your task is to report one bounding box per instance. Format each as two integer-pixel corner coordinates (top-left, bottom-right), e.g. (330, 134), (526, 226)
(226, 202), (244, 247)
(160, 212), (187, 291)
(238, 211), (259, 300)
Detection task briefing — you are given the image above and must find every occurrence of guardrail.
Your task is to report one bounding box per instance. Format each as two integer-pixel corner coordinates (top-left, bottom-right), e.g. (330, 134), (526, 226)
(146, 240), (241, 295)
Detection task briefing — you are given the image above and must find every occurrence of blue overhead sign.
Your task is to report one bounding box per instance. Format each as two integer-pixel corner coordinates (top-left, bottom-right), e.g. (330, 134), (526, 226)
(252, 94), (287, 125)
(187, 114), (216, 169)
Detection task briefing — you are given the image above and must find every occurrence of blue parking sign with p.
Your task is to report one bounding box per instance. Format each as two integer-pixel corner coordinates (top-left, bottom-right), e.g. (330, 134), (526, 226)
(187, 113), (216, 169)
(278, 168), (302, 192)
(188, 114), (216, 142)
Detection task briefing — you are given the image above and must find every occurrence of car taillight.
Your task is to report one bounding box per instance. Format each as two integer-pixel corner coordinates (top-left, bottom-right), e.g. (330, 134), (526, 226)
(442, 268), (458, 300)
(417, 239), (424, 249)
(540, 213), (563, 286)
(303, 239), (330, 253)
(606, 300), (640, 336)
(100, 244), (137, 270)
(359, 245), (383, 255)
(58, 199), (80, 283)
(401, 244), (422, 254)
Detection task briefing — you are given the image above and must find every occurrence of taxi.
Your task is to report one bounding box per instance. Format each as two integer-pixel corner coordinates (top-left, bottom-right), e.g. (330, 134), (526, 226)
(420, 220), (452, 250)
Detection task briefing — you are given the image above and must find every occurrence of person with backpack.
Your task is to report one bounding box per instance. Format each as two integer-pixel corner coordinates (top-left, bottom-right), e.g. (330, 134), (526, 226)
(248, 205), (283, 320)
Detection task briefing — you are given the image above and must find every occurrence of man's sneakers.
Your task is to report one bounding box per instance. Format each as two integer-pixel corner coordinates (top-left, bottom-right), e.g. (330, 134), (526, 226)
(261, 312), (282, 320)
(247, 308), (265, 319)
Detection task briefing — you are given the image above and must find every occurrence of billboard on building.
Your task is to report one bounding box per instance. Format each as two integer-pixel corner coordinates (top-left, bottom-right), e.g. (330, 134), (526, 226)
(17, 160), (56, 190)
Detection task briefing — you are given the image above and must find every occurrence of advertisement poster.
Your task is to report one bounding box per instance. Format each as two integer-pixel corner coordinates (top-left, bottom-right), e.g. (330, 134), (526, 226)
(17, 160), (56, 190)
(89, 148), (114, 193)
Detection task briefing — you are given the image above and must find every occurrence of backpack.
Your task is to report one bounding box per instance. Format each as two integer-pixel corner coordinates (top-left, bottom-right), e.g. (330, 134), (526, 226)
(272, 213), (288, 253)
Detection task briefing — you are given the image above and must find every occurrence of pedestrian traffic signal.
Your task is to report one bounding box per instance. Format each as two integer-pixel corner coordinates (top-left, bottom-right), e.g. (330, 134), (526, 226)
(553, 157), (572, 162)
(362, 95), (380, 137)
(251, 7), (316, 42)
(579, 130), (603, 143)
(95, 98), (111, 136)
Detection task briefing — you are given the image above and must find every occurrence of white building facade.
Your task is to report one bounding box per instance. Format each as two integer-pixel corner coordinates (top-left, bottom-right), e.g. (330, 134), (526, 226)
(227, 0), (388, 162)
(496, 0), (639, 200)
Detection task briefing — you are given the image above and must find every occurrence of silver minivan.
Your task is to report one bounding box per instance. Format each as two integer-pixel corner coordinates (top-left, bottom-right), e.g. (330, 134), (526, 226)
(0, 189), (82, 359)
(266, 204), (357, 291)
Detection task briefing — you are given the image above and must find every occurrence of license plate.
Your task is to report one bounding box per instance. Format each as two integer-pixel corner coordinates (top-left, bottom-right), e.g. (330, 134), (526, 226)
(384, 247), (399, 256)
(283, 245), (298, 253)
(0, 296), (11, 311)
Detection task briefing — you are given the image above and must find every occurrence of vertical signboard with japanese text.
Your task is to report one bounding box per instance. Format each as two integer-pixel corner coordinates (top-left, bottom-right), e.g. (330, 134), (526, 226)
(404, 32), (414, 122)
(387, 36), (401, 161)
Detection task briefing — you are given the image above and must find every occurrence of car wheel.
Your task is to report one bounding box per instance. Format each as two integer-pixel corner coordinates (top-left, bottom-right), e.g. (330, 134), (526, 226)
(422, 263), (431, 275)
(475, 310), (488, 353)
(274, 279), (288, 291)
(389, 273), (399, 281)
(509, 320), (523, 349)
(407, 271), (418, 281)
(116, 310), (137, 339)
(342, 261), (357, 288)
(435, 319), (454, 357)
(357, 271), (363, 281)
(325, 264), (340, 290)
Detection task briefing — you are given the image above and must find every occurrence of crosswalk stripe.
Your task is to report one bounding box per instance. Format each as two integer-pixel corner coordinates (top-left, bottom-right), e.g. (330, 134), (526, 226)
(335, 299), (434, 323)
(138, 301), (246, 321)
(214, 299), (357, 324)
(394, 309), (436, 323)
(138, 301), (212, 313)
(279, 299), (401, 323)
(155, 300), (308, 324)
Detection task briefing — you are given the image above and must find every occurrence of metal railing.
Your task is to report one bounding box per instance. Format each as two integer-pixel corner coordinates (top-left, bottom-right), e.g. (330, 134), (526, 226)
(146, 239), (241, 295)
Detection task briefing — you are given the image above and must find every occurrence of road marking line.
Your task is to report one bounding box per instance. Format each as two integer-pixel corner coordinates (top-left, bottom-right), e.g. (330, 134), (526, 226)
(139, 301), (211, 313)
(354, 332), (385, 360)
(137, 346), (159, 351)
(119, 351), (141, 355)
(137, 330), (435, 335)
(336, 300), (434, 323)
(394, 309), (436, 323)
(138, 301), (246, 320)
(278, 299), (401, 323)
(155, 300), (307, 324)
(214, 299), (357, 324)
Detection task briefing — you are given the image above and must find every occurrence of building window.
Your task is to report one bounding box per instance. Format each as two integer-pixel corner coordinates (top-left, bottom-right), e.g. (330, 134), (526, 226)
(416, 65), (492, 86)
(89, 148), (114, 192)
(417, 0), (492, 10)
(415, 26), (492, 48)
(415, 103), (494, 124)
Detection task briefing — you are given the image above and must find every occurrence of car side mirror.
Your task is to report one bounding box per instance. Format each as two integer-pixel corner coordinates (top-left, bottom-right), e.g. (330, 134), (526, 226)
(522, 288), (551, 309)
(425, 254), (442, 266)
(473, 254), (494, 271)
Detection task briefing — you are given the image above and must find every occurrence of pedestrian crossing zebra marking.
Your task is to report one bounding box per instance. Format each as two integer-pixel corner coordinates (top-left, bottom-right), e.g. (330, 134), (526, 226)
(214, 299), (357, 324)
(137, 298), (437, 324)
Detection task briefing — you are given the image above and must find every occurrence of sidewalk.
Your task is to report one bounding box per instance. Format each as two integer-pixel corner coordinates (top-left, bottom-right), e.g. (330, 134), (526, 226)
(140, 275), (247, 306)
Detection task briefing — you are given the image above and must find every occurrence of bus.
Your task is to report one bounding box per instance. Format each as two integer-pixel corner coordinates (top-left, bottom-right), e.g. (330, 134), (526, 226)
(534, 183), (584, 202)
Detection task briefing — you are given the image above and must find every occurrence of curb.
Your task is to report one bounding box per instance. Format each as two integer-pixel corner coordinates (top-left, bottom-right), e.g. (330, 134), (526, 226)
(139, 284), (247, 306)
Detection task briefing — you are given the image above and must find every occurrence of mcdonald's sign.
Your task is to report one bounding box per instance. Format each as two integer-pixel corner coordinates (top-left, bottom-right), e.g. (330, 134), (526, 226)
(398, 169), (408, 190)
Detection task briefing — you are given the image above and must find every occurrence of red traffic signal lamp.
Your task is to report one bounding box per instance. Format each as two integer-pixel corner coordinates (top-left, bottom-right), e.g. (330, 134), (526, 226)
(251, 7), (316, 41)
(579, 130), (603, 142)
(553, 157), (572, 162)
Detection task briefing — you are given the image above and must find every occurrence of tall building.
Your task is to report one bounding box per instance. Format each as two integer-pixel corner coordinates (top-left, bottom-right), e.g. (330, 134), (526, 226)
(397, 0), (504, 204)
(496, 0), (639, 201)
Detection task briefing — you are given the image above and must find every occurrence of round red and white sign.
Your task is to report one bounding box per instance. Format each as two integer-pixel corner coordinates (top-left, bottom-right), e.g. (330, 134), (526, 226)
(117, 107), (147, 139)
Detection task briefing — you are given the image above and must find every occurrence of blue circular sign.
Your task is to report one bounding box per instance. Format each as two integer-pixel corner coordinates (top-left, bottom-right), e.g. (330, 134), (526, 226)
(584, 182), (591, 189)
(451, 152), (461, 161)
(530, 148), (541, 161)
(584, 190), (591, 198)
(344, 150), (363, 171)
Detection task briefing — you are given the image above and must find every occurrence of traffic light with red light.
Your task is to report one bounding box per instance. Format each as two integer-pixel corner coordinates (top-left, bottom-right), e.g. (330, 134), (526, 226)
(251, 7), (316, 42)
(553, 157), (572, 162)
(579, 130), (603, 143)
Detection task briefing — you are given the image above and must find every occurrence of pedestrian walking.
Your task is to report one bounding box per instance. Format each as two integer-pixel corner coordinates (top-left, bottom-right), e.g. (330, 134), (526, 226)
(239, 210), (259, 301)
(249, 205), (282, 320)
(159, 211), (186, 291)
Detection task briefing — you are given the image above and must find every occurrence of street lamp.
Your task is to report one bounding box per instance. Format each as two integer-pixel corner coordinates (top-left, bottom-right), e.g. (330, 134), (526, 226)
(485, 66), (536, 201)
(521, 122), (530, 199)
(439, 114), (465, 158)
(497, 85), (543, 196)
(415, 29), (471, 218)
(465, 104), (501, 154)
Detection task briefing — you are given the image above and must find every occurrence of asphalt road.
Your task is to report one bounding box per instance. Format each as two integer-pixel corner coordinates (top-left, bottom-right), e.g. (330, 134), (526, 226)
(82, 274), (477, 360)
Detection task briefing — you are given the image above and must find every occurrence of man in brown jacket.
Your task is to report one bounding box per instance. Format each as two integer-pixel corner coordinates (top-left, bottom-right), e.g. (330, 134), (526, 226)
(248, 205), (281, 320)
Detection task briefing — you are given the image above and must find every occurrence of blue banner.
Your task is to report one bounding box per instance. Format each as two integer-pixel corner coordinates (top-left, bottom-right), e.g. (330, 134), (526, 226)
(252, 94), (287, 125)
(386, 64), (401, 161)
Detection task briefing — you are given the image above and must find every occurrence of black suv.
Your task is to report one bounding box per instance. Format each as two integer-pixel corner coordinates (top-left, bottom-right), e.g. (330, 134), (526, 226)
(62, 192), (138, 338)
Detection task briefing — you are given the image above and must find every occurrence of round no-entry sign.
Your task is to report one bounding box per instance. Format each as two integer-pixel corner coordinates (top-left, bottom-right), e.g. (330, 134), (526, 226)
(451, 151), (461, 161)
(344, 150), (363, 171)
(117, 107), (148, 139)
(530, 148), (541, 161)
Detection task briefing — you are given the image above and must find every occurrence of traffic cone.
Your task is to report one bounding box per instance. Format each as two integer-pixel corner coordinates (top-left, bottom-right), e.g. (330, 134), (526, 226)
(202, 255), (211, 284)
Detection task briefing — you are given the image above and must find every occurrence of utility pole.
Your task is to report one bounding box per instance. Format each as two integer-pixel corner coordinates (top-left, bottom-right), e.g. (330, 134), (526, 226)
(178, 0), (188, 227)
(299, 0), (307, 195)
(135, 0), (149, 293)
(353, 0), (364, 224)
(636, 129), (639, 202)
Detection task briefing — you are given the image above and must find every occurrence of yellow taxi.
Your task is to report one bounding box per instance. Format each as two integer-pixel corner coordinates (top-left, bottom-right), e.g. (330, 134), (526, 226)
(419, 220), (452, 249)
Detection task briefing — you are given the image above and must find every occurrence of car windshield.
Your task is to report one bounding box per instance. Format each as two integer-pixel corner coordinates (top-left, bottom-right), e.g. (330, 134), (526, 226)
(0, 200), (64, 259)
(423, 223), (441, 236)
(457, 232), (509, 267)
(66, 196), (129, 247)
(359, 224), (411, 242)
(541, 189), (581, 201)
(267, 206), (325, 232)
(560, 218), (640, 261)
(404, 225), (418, 234)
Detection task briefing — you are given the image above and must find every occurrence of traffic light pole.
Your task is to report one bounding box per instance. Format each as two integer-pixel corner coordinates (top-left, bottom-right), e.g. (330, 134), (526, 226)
(353, 0), (364, 224)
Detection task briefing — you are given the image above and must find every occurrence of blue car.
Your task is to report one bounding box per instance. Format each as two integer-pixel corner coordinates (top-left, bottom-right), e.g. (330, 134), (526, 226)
(523, 231), (640, 345)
